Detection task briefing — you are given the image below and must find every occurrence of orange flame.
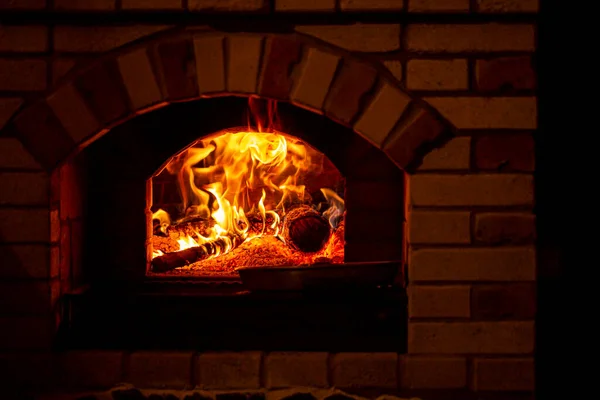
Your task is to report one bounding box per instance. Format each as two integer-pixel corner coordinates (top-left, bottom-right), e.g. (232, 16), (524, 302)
(151, 99), (344, 262)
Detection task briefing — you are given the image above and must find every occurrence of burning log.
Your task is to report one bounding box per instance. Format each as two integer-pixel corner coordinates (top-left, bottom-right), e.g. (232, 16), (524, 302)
(151, 233), (243, 273)
(282, 205), (331, 253)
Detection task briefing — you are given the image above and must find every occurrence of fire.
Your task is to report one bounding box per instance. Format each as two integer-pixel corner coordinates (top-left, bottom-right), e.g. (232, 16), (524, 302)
(150, 98), (345, 272)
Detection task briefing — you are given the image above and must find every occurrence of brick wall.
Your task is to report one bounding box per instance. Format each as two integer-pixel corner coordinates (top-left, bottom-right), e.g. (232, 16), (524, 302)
(0, 1), (537, 398)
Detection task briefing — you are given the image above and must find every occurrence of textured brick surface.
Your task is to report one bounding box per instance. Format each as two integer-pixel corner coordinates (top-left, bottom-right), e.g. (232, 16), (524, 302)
(276, 0), (335, 11)
(418, 137), (470, 170)
(0, 244), (55, 278)
(0, 280), (59, 314)
(341, 0), (403, 10)
(290, 48), (339, 110)
(407, 59), (468, 90)
(74, 60), (130, 125)
(0, 0), (46, 9)
(475, 212), (536, 244)
(194, 35), (226, 94)
(477, 0), (538, 12)
(54, 0), (114, 10)
(47, 83), (101, 143)
(259, 37), (303, 99)
(0, 315), (56, 349)
(226, 35), (263, 93)
(12, 101), (75, 169)
(426, 97), (537, 129)
(265, 352), (328, 388)
(54, 25), (169, 52)
(0, 353), (54, 389)
(475, 133), (535, 171)
(324, 61), (378, 124)
(401, 356), (467, 388)
(122, 0), (182, 9)
(406, 24), (535, 52)
(383, 60), (402, 81)
(409, 285), (471, 318)
(0, 25), (48, 52)
(296, 24), (401, 52)
(0, 98), (23, 130)
(476, 56), (536, 91)
(0, 209), (49, 242)
(197, 352), (261, 389)
(409, 247), (536, 282)
(128, 351), (193, 389)
(0, 59), (46, 91)
(473, 358), (534, 391)
(155, 39), (199, 100)
(409, 0), (469, 11)
(0, 172), (49, 205)
(117, 48), (164, 110)
(410, 174), (534, 206)
(52, 57), (78, 83)
(409, 211), (470, 244)
(60, 351), (123, 388)
(189, 0), (265, 11)
(331, 353), (398, 388)
(354, 82), (411, 147)
(0, 138), (41, 169)
(471, 283), (536, 319)
(409, 321), (534, 353)
(384, 106), (446, 169)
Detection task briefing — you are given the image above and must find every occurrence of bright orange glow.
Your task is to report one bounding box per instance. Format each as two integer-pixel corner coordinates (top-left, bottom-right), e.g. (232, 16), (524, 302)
(150, 99), (345, 274)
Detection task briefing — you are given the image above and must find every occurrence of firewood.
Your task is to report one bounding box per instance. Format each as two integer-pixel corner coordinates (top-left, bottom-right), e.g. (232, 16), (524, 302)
(151, 233), (243, 272)
(282, 205), (331, 253)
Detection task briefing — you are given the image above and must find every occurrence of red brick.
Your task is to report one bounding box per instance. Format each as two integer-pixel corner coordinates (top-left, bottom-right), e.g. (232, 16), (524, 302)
(474, 358), (534, 391)
(189, 0), (266, 11)
(475, 212), (536, 245)
(0, 172), (49, 206)
(11, 101), (75, 169)
(331, 353), (398, 388)
(0, 138), (41, 170)
(0, 245), (54, 278)
(409, 0), (469, 12)
(384, 106), (447, 170)
(74, 59), (131, 126)
(409, 285), (471, 318)
(409, 211), (470, 244)
(0, 315), (56, 349)
(276, 0), (335, 11)
(0, 59), (47, 91)
(324, 60), (378, 124)
(0, 280), (59, 314)
(401, 356), (467, 389)
(0, 98), (23, 130)
(476, 56), (535, 91)
(0, 25), (48, 52)
(0, 0), (46, 9)
(0, 353), (55, 389)
(471, 283), (536, 319)
(154, 39), (199, 100)
(475, 134), (534, 172)
(123, 0), (182, 9)
(60, 351), (123, 388)
(477, 0), (538, 13)
(128, 351), (193, 389)
(265, 352), (328, 388)
(296, 24), (401, 52)
(341, 0), (403, 11)
(197, 352), (261, 389)
(59, 159), (84, 219)
(406, 59), (468, 90)
(259, 37), (303, 99)
(0, 208), (50, 242)
(54, 0), (114, 10)
(52, 57), (78, 84)
(408, 321), (534, 354)
(54, 25), (169, 52)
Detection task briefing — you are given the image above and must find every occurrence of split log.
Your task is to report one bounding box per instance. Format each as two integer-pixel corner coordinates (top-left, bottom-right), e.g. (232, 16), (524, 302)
(282, 205), (331, 253)
(151, 233), (243, 273)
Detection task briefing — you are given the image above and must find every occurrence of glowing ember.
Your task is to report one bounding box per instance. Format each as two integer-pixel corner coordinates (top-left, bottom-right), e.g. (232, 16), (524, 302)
(149, 99), (345, 274)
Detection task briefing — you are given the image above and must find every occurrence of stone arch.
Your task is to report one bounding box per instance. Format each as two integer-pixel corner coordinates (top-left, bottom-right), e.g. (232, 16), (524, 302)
(2, 29), (455, 174)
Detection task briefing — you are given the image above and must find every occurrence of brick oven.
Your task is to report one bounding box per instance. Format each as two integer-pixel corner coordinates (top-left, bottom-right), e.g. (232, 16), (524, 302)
(0, 1), (539, 399)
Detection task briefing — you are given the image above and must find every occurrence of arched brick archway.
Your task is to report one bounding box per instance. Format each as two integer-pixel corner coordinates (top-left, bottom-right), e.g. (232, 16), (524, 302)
(2, 29), (454, 174)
